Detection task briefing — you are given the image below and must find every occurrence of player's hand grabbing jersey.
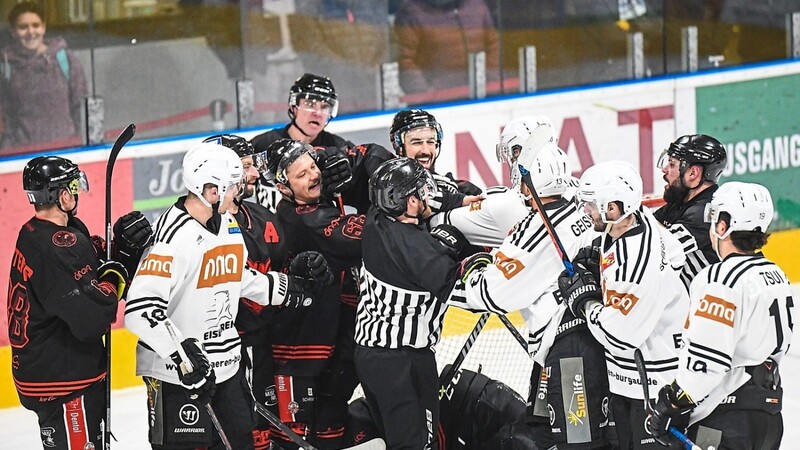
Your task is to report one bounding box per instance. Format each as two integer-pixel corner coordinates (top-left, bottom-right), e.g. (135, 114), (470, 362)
(585, 208), (688, 399)
(678, 253), (794, 424)
(448, 195), (597, 361)
(125, 199), (293, 385)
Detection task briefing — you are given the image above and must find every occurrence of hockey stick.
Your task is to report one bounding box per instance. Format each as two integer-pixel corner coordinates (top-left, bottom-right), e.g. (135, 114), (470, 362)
(103, 123), (135, 449)
(498, 314), (528, 353)
(633, 349), (701, 450)
(164, 320), (234, 450)
(520, 170), (574, 276)
(439, 312), (490, 400)
(251, 400), (386, 450)
(514, 123), (575, 276)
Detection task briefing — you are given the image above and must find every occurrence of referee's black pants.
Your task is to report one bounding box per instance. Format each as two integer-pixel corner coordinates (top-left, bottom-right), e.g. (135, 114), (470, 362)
(355, 345), (439, 450)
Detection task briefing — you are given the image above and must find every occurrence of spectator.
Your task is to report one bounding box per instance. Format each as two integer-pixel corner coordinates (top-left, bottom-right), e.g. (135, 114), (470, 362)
(0, 2), (87, 150)
(295, 0), (390, 112)
(394, 0), (499, 97)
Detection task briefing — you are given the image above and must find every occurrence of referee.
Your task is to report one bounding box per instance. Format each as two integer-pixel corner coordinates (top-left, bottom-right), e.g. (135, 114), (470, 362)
(354, 158), (467, 450)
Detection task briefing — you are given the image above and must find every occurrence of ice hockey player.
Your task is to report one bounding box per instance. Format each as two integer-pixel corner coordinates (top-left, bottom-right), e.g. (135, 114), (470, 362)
(251, 73), (354, 212)
(124, 142), (329, 450)
(646, 182), (792, 450)
(10, 155), (152, 450)
(355, 157), (472, 450)
(558, 161), (689, 449)
(202, 133), (292, 450)
(261, 137), (395, 448)
(446, 116), (612, 449)
(390, 108), (482, 196)
(655, 134), (728, 289)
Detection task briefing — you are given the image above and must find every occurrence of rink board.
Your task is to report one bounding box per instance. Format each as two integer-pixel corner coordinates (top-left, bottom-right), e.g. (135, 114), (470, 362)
(2, 59), (800, 409)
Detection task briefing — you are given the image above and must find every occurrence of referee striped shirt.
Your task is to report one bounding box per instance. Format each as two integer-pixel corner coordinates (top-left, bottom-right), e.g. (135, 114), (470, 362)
(355, 208), (460, 349)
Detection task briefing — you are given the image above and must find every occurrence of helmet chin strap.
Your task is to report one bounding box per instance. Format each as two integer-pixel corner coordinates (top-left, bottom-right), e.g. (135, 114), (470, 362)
(289, 114), (313, 138)
(402, 194), (428, 221)
(56, 191), (78, 216)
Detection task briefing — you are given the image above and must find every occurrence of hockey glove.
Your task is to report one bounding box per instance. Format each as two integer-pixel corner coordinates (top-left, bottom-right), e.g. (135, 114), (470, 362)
(283, 275), (315, 308)
(445, 173), (483, 196)
(557, 267), (601, 320)
(318, 147), (353, 195)
(430, 224), (469, 260)
(97, 260), (129, 301)
(573, 246), (601, 281)
(113, 211), (153, 250)
(171, 338), (216, 405)
(289, 251), (334, 287)
(646, 381), (695, 446)
(458, 252), (493, 284)
(90, 235), (107, 261)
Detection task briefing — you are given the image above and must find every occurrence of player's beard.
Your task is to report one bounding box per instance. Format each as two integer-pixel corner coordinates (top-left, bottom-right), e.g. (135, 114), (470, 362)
(663, 178), (690, 205)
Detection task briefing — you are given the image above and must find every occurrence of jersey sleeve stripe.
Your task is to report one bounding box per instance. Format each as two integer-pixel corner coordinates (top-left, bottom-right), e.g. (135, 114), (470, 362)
(596, 322), (637, 351)
(687, 345), (732, 370)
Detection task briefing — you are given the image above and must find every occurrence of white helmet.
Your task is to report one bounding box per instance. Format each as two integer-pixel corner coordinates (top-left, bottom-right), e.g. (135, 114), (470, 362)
(577, 161), (642, 224)
(182, 142), (243, 208)
(706, 181), (773, 239)
(524, 142), (571, 197)
(497, 115), (556, 189)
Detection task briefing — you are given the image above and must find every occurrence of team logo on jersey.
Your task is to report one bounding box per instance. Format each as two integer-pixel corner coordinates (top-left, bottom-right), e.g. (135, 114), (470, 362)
(138, 254), (173, 278)
(495, 251), (524, 280)
(52, 230), (77, 247)
(342, 215), (364, 239)
(197, 244), (243, 288)
(604, 289), (639, 315)
(469, 200), (484, 211)
(696, 294), (736, 327)
(601, 253), (615, 271)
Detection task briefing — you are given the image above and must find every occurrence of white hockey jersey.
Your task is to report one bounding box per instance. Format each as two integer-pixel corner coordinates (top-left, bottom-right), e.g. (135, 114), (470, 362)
(584, 208), (689, 399)
(125, 202), (292, 384)
(431, 186), (530, 247)
(447, 193), (597, 364)
(678, 253), (794, 424)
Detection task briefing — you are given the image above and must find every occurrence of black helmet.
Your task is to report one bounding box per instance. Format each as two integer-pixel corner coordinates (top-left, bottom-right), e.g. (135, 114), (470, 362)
(660, 134), (727, 183)
(288, 73), (339, 118)
(203, 134), (255, 158)
(389, 109), (443, 157)
(369, 158), (436, 217)
(265, 139), (317, 185)
(23, 156), (88, 205)
(203, 134), (267, 172)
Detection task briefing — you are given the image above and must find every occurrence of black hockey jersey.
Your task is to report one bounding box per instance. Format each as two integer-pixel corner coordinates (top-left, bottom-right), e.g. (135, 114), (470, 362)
(654, 185), (719, 290)
(233, 201), (288, 345)
(250, 125), (353, 154)
(355, 207), (460, 349)
(250, 125), (354, 213)
(9, 216), (118, 410)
